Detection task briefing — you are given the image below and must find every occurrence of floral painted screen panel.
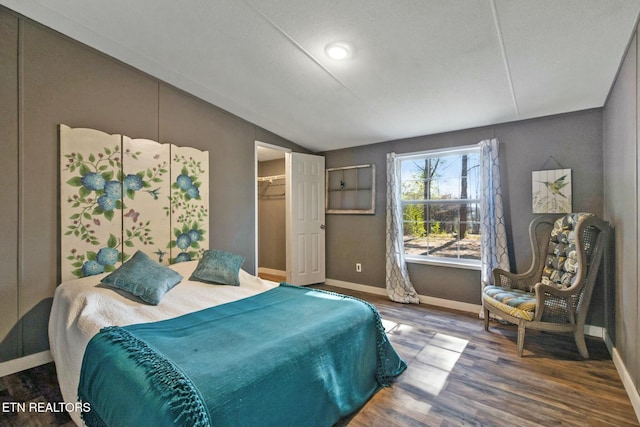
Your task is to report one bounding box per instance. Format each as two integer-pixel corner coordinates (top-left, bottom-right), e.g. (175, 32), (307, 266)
(60, 125), (124, 280)
(122, 137), (172, 265)
(169, 145), (209, 264)
(60, 125), (210, 281)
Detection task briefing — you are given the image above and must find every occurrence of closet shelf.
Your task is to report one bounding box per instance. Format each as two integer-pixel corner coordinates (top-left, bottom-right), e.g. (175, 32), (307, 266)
(258, 174), (286, 199)
(259, 193), (285, 199)
(258, 174), (285, 182)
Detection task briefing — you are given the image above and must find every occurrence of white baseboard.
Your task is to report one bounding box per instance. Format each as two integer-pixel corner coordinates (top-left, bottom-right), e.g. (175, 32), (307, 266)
(0, 350), (52, 378)
(417, 294), (483, 314)
(607, 332), (640, 423)
(584, 324), (605, 339)
(324, 278), (388, 296)
(603, 328), (615, 355)
(324, 278), (482, 314)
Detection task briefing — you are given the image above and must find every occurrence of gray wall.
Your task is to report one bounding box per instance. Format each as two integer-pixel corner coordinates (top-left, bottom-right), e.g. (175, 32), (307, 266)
(0, 7), (306, 363)
(323, 109), (604, 314)
(0, 10), (19, 362)
(603, 28), (639, 401)
(258, 159), (286, 271)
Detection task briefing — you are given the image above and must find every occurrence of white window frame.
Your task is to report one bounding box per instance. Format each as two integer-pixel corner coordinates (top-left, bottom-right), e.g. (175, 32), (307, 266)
(398, 145), (482, 270)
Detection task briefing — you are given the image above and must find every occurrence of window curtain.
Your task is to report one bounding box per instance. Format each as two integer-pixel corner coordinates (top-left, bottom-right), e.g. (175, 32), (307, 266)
(479, 139), (510, 288)
(385, 152), (420, 304)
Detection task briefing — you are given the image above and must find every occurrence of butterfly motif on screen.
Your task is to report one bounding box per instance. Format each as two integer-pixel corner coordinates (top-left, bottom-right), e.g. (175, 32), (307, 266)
(123, 209), (140, 222)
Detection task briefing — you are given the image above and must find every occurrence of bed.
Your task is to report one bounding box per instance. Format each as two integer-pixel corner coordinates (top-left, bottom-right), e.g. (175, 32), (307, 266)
(49, 258), (406, 427)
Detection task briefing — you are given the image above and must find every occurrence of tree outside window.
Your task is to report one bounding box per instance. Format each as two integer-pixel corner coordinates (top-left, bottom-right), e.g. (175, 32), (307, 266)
(400, 148), (481, 265)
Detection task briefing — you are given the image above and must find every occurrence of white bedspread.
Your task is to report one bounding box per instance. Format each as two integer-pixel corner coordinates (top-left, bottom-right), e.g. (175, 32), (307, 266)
(48, 261), (277, 426)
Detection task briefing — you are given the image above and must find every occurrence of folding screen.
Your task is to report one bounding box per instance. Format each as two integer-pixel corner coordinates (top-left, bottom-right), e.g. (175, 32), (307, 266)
(169, 144), (210, 263)
(60, 125), (209, 281)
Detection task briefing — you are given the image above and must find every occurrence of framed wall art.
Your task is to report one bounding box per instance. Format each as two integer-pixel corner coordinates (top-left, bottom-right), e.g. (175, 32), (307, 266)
(325, 164), (375, 214)
(532, 168), (572, 213)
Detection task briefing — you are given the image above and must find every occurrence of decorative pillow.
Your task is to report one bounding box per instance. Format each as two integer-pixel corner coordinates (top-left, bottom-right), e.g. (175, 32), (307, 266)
(101, 250), (183, 305)
(190, 249), (245, 286)
(540, 213), (592, 289)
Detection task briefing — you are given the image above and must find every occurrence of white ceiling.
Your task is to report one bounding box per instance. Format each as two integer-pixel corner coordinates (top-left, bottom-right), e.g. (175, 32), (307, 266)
(2, 1), (640, 152)
(256, 145), (286, 162)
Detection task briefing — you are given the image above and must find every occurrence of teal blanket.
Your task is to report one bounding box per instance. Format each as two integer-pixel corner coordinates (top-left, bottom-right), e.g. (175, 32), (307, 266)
(78, 285), (406, 427)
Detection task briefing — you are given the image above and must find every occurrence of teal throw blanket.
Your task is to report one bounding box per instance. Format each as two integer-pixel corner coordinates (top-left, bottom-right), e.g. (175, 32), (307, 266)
(78, 285), (406, 427)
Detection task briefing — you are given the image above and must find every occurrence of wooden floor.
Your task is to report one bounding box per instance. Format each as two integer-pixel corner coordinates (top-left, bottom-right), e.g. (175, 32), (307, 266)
(0, 362), (74, 426)
(0, 284), (637, 427)
(257, 272), (287, 283)
(317, 285), (639, 427)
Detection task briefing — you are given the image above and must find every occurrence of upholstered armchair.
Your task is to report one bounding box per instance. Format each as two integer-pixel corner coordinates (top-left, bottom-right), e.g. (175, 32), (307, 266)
(482, 213), (609, 358)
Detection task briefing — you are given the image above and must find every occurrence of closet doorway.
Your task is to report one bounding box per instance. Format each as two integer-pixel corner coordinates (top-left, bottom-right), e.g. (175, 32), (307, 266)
(255, 142), (290, 282)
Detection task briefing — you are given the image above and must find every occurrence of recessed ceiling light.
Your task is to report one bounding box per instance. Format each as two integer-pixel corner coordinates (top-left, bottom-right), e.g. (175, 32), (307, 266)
(325, 42), (354, 60)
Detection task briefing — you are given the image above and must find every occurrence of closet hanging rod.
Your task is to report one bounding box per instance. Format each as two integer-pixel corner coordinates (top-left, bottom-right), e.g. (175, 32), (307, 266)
(257, 174), (286, 182)
(259, 193), (285, 199)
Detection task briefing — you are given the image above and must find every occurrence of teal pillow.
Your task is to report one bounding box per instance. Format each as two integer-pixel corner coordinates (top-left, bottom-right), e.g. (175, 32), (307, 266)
(190, 249), (245, 286)
(102, 250), (183, 305)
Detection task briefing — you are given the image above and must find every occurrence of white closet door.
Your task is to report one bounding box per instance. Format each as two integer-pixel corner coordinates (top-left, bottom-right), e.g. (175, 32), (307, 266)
(286, 152), (325, 285)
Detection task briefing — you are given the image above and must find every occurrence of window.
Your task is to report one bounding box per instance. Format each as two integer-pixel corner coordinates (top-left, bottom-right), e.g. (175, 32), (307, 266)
(399, 145), (481, 268)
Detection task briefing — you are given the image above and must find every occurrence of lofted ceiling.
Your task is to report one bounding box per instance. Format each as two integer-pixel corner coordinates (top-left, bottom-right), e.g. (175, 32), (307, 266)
(2, 0), (640, 152)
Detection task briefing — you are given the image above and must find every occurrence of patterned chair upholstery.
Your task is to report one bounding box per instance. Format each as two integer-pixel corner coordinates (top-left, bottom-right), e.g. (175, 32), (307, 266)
(482, 213), (609, 358)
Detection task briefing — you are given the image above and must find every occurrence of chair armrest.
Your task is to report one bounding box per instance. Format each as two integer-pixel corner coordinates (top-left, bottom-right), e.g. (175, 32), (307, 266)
(492, 268), (538, 291)
(533, 282), (578, 323)
(533, 282), (580, 298)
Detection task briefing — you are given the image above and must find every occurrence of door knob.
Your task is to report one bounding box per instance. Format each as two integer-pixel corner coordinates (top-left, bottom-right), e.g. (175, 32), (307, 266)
(320, 224), (326, 229)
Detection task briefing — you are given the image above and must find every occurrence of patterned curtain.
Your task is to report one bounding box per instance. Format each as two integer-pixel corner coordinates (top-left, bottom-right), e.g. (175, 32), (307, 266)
(479, 139), (510, 287)
(385, 152), (420, 304)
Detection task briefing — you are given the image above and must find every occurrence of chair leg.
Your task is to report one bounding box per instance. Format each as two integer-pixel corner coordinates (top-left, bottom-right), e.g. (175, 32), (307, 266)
(574, 329), (590, 359)
(517, 322), (526, 357)
(483, 307), (490, 331)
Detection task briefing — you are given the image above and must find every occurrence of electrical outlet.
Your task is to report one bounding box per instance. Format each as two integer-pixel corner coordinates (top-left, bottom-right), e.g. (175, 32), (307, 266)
(355, 263), (362, 272)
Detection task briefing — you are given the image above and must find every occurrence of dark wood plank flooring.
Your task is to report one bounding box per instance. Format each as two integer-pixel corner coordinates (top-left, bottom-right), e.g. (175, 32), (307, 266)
(318, 285), (639, 427)
(0, 284), (637, 427)
(0, 362), (73, 426)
